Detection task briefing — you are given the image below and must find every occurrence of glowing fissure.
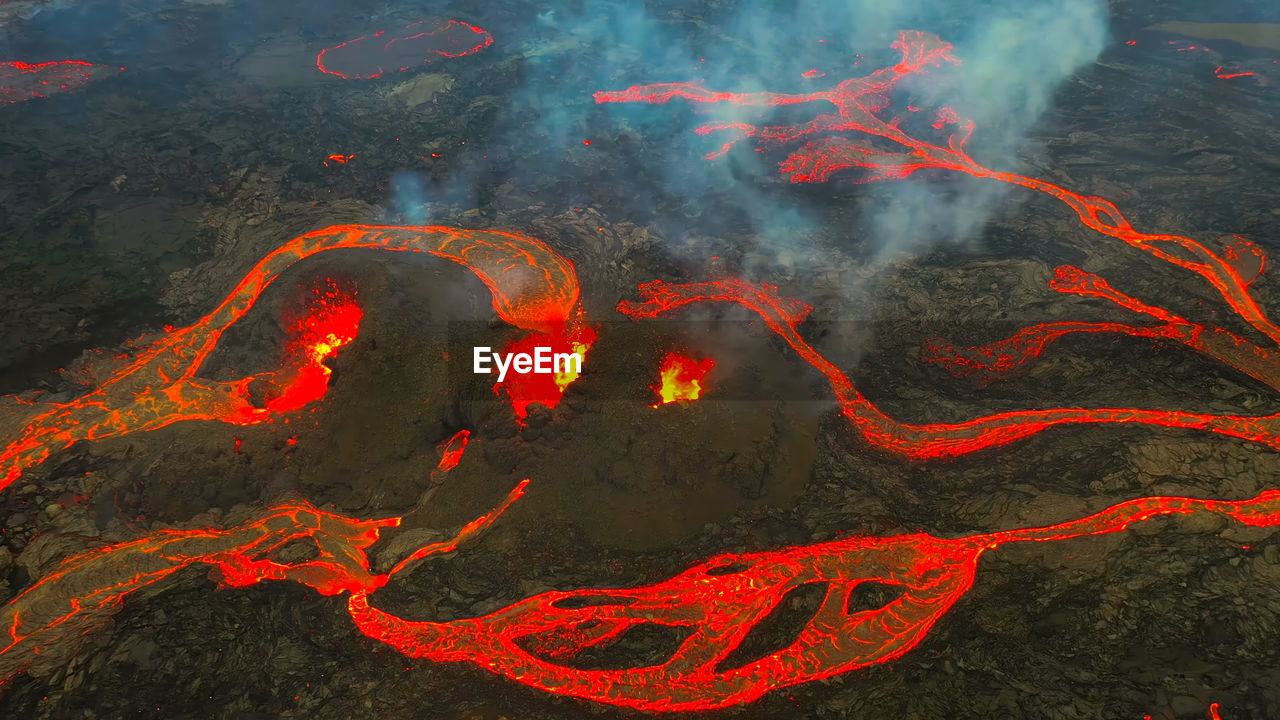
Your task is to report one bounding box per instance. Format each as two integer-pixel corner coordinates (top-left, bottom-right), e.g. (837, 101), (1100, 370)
(0, 224), (581, 488)
(602, 31), (1280, 457)
(4, 479), (1275, 712)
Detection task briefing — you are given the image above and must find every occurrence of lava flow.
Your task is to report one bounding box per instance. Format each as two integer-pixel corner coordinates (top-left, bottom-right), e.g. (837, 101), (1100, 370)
(0, 224), (581, 488)
(347, 489), (1280, 711)
(0, 468), (529, 687)
(317, 19), (494, 80)
(603, 31), (1280, 457)
(0, 421), (496, 685)
(6, 479), (1273, 712)
(1, 60), (122, 104)
(652, 351), (714, 406)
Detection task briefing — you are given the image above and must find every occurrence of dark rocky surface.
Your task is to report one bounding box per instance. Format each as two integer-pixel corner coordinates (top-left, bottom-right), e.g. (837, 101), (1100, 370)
(1, 0), (1279, 718)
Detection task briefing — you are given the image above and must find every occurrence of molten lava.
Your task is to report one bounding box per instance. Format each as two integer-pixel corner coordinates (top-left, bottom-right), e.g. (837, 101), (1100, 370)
(436, 430), (470, 473)
(316, 19), (494, 80)
(261, 280), (362, 415)
(347, 489), (1280, 712)
(3, 478), (1274, 714)
(0, 224), (581, 488)
(2, 28), (1273, 720)
(652, 351), (713, 406)
(605, 31), (1280, 457)
(494, 326), (597, 421)
(1, 60), (122, 103)
(0, 478), (528, 686)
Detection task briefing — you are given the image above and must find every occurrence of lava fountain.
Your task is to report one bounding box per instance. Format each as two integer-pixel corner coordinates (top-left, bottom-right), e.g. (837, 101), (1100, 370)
(652, 351), (714, 406)
(260, 278), (362, 415)
(493, 325), (597, 422)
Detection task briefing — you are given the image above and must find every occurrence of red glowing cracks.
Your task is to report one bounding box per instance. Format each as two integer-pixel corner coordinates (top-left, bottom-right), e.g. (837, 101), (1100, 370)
(316, 19), (494, 80)
(0, 225), (581, 488)
(652, 351), (713, 406)
(1, 60), (122, 104)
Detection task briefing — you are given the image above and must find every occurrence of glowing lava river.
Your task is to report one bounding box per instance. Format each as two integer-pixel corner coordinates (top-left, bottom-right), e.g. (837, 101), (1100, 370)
(3, 462), (1279, 711)
(1, 9), (1277, 719)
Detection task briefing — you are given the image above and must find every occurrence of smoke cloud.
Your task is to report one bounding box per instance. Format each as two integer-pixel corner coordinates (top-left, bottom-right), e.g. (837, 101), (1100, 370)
(495, 0), (1109, 258)
(10, 0), (1109, 262)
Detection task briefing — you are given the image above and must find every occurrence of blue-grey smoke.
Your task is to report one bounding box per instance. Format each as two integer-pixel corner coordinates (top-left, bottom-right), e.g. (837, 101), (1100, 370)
(499, 0), (1108, 259)
(388, 171), (433, 226)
